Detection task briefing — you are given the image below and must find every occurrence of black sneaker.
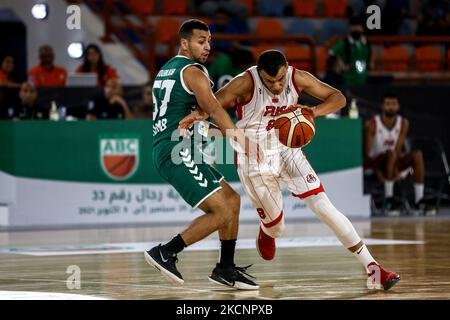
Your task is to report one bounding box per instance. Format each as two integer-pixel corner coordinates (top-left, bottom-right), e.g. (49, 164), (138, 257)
(208, 263), (259, 290)
(144, 244), (184, 285)
(410, 199), (426, 216)
(384, 197), (401, 216)
(411, 199), (437, 216)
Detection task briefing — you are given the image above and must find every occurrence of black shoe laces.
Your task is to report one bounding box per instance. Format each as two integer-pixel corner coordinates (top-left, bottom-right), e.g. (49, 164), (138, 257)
(235, 264), (256, 279)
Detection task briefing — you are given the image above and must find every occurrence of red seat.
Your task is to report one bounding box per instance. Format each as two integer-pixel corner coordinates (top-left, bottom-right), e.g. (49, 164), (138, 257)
(323, 0), (348, 18)
(255, 18), (284, 37)
(415, 46), (442, 71)
(316, 46), (328, 73)
(284, 45), (312, 72)
(156, 18), (181, 45)
(382, 45), (409, 71)
(161, 0), (188, 15)
(292, 0), (317, 17)
(128, 0), (155, 15)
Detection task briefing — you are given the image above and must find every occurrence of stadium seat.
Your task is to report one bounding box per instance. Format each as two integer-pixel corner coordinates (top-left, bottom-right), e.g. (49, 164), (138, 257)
(156, 18), (181, 45)
(316, 46), (328, 73)
(258, 0), (286, 16)
(292, 0), (317, 17)
(127, 0), (155, 15)
(287, 19), (316, 38)
(382, 45), (410, 71)
(236, 0), (255, 16)
(255, 18), (284, 37)
(415, 46), (442, 71)
(323, 0), (348, 18)
(283, 45), (312, 72)
(321, 19), (348, 43)
(161, 0), (188, 15)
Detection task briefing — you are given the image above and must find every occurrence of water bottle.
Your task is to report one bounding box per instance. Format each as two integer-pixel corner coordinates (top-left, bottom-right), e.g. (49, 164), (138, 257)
(49, 101), (59, 121)
(349, 98), (359, 119)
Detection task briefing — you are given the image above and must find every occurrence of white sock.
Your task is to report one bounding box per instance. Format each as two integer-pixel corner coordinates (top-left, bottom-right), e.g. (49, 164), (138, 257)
(385, 181), (394, 198)
(352, 244), (377, 272)
(414, 183), (424, 203)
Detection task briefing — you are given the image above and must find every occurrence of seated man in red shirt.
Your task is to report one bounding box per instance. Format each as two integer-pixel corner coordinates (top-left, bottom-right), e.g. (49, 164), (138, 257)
(29, 45), (68, 88)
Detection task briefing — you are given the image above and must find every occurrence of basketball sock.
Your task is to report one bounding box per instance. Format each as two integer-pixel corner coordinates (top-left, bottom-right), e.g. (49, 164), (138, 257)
(163, 234), (187, 255)
(218, 239), (236, 268)
(303, 193), (361, 248)
(414, 183), (424, 204)
(385, 181), (394, 198)
(352, 244), (377, 272)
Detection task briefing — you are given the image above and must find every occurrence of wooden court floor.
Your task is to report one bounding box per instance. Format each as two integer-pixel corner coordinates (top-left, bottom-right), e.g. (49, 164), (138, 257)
(1, 217), (450, 300)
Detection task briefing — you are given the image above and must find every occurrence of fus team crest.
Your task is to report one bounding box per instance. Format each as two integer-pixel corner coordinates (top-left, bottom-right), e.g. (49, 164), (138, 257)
(100, 135), (140, 181)
(306, 174), (317, 184)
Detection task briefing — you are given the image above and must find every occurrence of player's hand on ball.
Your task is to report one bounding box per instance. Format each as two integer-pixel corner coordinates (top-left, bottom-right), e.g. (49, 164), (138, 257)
(296, 104), (317, 118)
(179, 108), (209, 129)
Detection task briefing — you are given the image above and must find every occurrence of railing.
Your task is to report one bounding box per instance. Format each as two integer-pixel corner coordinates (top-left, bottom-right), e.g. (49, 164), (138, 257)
(84, 0), (450, 82)
(211, 34), (317, 74)
(325, 35), (450, 80)
(84, 0), (156, 80)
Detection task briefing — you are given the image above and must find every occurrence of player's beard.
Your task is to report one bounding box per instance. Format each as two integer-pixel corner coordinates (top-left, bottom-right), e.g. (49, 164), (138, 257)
(187, 43), (204, 64)
(383, 110), (397, 118)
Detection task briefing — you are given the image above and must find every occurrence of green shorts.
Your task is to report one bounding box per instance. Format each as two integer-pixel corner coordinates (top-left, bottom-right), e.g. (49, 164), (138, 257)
(153, 142), (224, 208)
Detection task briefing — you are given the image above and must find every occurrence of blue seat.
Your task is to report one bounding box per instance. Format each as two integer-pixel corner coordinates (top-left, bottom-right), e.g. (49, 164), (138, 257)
(287, 19), (316, 38)
(321, 20), (348, 43)
(258, 0), (287, 16)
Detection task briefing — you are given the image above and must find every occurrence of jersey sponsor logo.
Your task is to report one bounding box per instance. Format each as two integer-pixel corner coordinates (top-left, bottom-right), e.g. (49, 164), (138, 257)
(99, 135), (140, 181)
(306, 174), (316, 184)
(263, 105), (287, 117)
(383, 139), (395, 147)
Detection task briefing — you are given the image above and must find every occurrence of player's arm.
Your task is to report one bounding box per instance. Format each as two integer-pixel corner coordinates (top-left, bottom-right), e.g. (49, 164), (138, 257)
(294, 69), (346, 117)
(178, 71), (251, 129)
(394, 118), (409, 156)
(215, 71), (252, 109)
(364, 118), (376, 160)
(183, 66), (262, 161)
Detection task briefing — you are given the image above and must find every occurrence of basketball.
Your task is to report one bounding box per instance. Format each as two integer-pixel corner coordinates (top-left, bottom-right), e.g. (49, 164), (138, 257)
(274, 105), (316, 148)
(103, 155), (136, 179)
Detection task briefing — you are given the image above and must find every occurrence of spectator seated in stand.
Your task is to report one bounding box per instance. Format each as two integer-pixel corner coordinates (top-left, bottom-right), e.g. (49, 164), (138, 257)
(76, 44), (120, 87)
(86, 78), (133, 120)
(4, 82), (47, 120)
(417, 0), (450, 36)
(131, 81), (153, 119)
(0, 53), (22, 89)
(28, 45), (68, 88)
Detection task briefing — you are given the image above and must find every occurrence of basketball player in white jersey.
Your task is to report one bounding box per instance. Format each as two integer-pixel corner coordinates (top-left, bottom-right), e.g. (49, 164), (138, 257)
(364, 92), (426, 213)
(180, 50), (400, 290)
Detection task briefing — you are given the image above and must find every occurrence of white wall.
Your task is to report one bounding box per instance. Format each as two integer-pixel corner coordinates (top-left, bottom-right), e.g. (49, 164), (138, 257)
(0, 0), (147, 85)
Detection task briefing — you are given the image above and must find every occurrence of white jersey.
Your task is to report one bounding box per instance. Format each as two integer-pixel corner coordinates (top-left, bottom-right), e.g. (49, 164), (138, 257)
(234, 65), (301, 155)
(369, 115), (403, 157)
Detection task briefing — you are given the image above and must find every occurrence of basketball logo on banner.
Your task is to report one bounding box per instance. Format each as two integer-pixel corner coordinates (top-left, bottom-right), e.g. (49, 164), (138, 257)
(99, 135), (140, 181)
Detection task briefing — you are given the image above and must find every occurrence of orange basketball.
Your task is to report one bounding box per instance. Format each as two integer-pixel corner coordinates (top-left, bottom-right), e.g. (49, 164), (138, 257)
(103, 155), (136, 179)
(274, 105), (315, 148)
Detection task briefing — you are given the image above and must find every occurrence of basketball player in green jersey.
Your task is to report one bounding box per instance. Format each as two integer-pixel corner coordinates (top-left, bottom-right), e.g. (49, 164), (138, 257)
(144, 19), (261, 290)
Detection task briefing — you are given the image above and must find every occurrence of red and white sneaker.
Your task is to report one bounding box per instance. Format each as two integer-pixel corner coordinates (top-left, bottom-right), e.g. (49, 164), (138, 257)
(256, 227), (276, 260)
(367, 262), (401, 290)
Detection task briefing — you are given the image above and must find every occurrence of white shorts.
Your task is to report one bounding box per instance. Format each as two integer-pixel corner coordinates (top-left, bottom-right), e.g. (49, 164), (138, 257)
(236, 147), (324, 228)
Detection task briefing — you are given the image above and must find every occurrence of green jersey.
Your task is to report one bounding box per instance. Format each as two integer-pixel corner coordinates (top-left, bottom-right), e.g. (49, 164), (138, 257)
(152, 55), (211, 146)
(330, 37), (371, 86)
